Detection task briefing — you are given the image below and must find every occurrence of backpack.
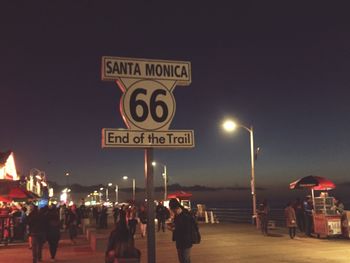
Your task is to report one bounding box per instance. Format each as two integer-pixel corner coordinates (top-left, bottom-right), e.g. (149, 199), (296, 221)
(190, 215), (201, 244)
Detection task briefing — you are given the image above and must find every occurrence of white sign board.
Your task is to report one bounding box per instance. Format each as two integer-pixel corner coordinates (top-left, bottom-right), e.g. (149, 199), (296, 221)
(102, 129), (194, 148)
(101, 56), (194, 148)
(101, 57), (191, 85)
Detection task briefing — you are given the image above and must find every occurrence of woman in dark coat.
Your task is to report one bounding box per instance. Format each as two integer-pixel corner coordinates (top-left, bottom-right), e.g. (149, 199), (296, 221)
(65, 204), (81, 244)
(285, 202), (297, 239)
(47, 206), (61, 261)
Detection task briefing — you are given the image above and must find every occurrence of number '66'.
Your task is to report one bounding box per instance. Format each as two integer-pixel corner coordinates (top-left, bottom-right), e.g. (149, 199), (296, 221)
(130, 88), (169, 123)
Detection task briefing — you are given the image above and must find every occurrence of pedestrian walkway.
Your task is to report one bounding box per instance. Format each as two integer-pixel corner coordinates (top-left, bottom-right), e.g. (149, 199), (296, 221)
(0, 223), (349, 262)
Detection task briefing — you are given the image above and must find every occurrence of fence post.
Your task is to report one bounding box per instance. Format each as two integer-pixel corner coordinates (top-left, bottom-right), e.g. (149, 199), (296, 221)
(205, 211), (209, 223)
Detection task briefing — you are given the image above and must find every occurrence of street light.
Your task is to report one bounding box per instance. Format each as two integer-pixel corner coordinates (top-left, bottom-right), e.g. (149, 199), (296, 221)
(100, 187), (104, 203)
(222, 119), (257, 223)
(106, 182), (113, 202)
(123, 176), (136, 202)
(115, 184), (119, 204)
(65, 172), (70, 188)
(152, 161), (168, 201)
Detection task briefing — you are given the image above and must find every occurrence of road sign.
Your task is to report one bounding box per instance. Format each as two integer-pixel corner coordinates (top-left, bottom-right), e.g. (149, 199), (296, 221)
(101, 56), (191, 85)
(120, 80), (176, 131)
(101, 56), (194, 263)
(102, 129), (194, 148)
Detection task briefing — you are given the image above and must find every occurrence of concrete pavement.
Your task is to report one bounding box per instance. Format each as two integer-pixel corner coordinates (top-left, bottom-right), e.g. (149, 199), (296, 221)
(0, 223), (349, 262)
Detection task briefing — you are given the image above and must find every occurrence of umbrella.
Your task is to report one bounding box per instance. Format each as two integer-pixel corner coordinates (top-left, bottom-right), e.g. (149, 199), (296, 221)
(289, 175), (336, 190)
(0, 179), (39, 200)
(167, 191), (192, 199)
(0, 196), (12, 202)
(289, 175), (336, 208)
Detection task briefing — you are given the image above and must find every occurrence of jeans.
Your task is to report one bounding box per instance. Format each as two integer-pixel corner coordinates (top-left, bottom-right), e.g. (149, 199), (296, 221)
(288, 227), (296, 239)
(31, 233), (45, 263)
(177, 248), (191, 263)
(157, 218), (166, 232)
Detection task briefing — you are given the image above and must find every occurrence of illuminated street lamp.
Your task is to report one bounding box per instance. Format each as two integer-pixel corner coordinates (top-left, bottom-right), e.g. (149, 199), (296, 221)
(123, 176), (136, 202)
(65, 172), (70, 187)
(222, 119), (257, 223)
(115, 184), (119, 204)
(106, 182), (113, 202)
(100, 187), (104, 203)
(152, 161), (168, 200)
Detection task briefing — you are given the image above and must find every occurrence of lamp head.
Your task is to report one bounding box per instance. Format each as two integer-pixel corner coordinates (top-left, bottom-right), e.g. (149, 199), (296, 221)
(222, 120), (237, 132)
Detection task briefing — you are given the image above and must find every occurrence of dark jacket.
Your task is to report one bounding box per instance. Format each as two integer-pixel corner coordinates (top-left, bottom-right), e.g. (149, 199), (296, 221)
(27, 209), (48, 236)
(47, 207), (61, 239)
(172, 209), (193, 249)
(156, 205), (168, 220)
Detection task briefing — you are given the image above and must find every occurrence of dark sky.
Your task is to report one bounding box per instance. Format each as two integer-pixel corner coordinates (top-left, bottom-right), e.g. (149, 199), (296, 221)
(1, 2), (350, 191)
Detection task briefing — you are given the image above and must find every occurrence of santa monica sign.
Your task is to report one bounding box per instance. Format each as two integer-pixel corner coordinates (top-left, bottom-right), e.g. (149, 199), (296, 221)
(101, 56), (194, 148)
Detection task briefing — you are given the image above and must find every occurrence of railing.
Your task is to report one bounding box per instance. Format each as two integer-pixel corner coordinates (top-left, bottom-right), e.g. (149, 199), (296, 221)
(205, 207), (285, 226)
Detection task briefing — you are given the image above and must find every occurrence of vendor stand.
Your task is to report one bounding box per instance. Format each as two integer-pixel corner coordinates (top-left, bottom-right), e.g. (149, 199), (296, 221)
(290, 175), (342, 238)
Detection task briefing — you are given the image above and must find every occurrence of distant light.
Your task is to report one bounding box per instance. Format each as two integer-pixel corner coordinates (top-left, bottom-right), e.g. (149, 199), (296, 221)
(108, 183), (113, 187)
(223, 120), (237, 132)
(100, 187), (104, 191)
(123, 176), (128, 180)
(152, 162), (156, 166)
(35, 175), (42, 180)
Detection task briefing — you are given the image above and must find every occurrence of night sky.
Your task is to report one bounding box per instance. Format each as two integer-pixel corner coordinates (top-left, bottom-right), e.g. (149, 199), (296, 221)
(1, 3), (350, 192)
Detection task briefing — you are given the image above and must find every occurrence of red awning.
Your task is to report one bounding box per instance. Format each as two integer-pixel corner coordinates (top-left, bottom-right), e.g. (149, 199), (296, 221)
(289, 175), (336, 191)
(167, 191), (192, 199)
(0, 179), (39, 200)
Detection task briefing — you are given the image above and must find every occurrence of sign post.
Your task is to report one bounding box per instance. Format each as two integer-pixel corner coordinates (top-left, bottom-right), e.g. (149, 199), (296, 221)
(101, 56), (194, 263)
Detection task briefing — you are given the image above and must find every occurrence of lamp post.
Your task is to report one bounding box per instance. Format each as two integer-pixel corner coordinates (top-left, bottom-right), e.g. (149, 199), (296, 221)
(65, 172), (70, 187)
(152, 161), (168, 200)
(106, 182), (112, 202)
(115, 184), (119, 204)
(100, 187), (104, 203)
(222, 119), (257, 223)
(123, 176), (136, 202)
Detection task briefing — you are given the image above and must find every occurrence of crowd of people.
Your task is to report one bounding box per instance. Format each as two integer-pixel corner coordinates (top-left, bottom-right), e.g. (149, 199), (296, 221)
(0, 201), (88, 263)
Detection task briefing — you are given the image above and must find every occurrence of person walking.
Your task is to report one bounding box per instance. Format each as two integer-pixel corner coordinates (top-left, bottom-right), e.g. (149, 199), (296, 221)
(105, 216), (141, 263)
(47, 206), (61, 262)
(138, 205), (147, 238)
(293, 198), (305, 233)
(100, 205), (108, 229)
(127, 206), (138, 238)
(113, 205), (120, 225)
(285, 202), (297, 239)
(257, 199), (269, 236)
(66, 204), (81, 244)
(156, 201), (168, 232)
(169, 199), (193, 263)
(59, 204), (67, 230)
(303, 196), (313, 237)
(27, 204), (48, 263)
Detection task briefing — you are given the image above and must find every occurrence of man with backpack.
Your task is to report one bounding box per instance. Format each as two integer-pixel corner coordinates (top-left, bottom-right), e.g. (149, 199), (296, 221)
(169, 198), (200, 263)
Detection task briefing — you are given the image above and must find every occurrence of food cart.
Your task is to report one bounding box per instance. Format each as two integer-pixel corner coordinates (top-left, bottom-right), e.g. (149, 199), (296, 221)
(290, 175), (342, 238)
(313, 195), (341, 237)
(165, 191), (192, 211)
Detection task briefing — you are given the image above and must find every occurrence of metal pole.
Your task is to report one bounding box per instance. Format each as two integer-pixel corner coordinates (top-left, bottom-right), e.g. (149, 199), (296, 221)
(145, 148), (156, 263)
(115, 185), (118, 203)
(163, 165), (167, 201)
(132, 179), (136, 202)
(106, 187), (109, 202)
(249, 125), (257, 224)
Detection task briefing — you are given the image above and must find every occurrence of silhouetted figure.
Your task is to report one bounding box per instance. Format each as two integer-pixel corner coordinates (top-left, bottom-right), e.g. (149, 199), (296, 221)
(47, 206), (61, 261)
(285, 202), (297, 239)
